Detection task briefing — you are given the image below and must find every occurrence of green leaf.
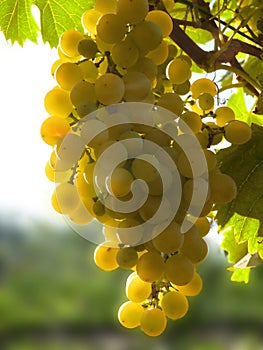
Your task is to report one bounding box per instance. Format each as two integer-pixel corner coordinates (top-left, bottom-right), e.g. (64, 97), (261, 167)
(243, 56), (263, 87)
(34, 0), (94, 47)
(0, 0), (39, 45)
(227, 88), (252, 124)
(216, 124), (263, 282)
(186, 27), (213, 45)
(0, 0), (94, 46)
(228, 267), (251, 284)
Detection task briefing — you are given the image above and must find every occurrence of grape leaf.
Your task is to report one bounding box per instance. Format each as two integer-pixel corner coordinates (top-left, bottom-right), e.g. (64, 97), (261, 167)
(227, 88), (252, 124)
(0, 0), (39, 45)
(0, 0), (94, 46)
(186, 28), (213, 45)
(215, 124), (263, 282)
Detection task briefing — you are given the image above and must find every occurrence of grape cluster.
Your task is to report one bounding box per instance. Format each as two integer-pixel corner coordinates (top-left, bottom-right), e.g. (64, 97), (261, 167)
(40, 0), (252, 337)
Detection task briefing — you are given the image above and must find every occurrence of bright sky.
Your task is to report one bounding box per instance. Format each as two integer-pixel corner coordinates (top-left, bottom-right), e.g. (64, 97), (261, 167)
(0, 32), (66, 226)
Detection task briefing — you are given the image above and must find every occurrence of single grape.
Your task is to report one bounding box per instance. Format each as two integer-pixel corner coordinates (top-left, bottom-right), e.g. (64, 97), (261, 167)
(40, 116), (70, 146)
(161, 290), (189, 319)
(166, 57), (191, 84)
(59, 29), (84, 57)
(116, 0), (149, 24)
(129, 20), (163, 54)
(94, 243), (119, 271)
(136, 251), (165, 283)
(78, 38), (98, 59)
(118, 301), (144, 329)
(165, 253), (194, 285)
(95, 73), (125, 105)
(125, 273), (152, 302)
(215, 106), (235, 126)
(140, 308), (167, 337)
(209, 173), (237, 204)
(44, 87), (72, 118)
(145, 10), (173, 37)
(96, 13), (127, 44)
(190, 78), (217, 99)
(197, 92), (214, 111)
(123, 71), (151, 101)
(116, 247), (138, 269)
(224, 120), (252, 145)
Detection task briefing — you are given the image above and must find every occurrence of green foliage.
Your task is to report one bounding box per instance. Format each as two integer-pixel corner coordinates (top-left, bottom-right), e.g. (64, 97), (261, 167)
(0, 0), (94, 46)
(216, 125), (263, 282)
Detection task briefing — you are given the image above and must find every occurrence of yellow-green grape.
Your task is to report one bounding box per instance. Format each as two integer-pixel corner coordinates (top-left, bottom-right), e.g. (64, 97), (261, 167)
(139, 195), (172, 223)
(194, 217), (210, 237)
(107, 167), (134, 197)
(123, 72), (151, 102)
(160, 291), (189, 319)
(95, 0), (117, 14)
(55, 62), (84, 91)
(203, 149), (217, 172)
(190, 78), (217, 99)
(59, 30), (84, 57)
(152, 221), (184, 254)
(52, 182), (80, 215)
(157, 92), (184, 116)
(129, 21), (162, 54)
(78, 60), (98, 82)
(93, 243), (119, 271)
(204, 122), (223, 146)
(167, 44), (178, 60)
(111, 38), (139, 68)
(131, 155), (159, 182)
(136, 251), (165, 282)
(177, 149), (207, 178)
(40, 116), (70, 146)
(117, 218), (144, 246)
(197, 92), (214, 111)
(76, 101), (97, 118)
(140, 307), (167, 337)
(95, 73), (125, 105)
(118, 301), (144, 329)
(70, 81), (96, 107)
(144, 128), (171, 147)
(125, 273), (152, 302)
(166, 57), (191, 84)
(78, 39), (98, 59)
(51, 59), (64, 77)
(116, 0), (149, 24)
(45, 162), (72, 183)
(145, 10), (173, 37)
(68, 201), (94, 225)
(179, 111), (202, 134)
(178, 54), (192, 67)
(146, 40), (169, 66)
(173, 80), (191, 95)
(165, 253), (194, 285)
(174, 271), (203, 296)
(214, 106), (235, 127)
(82, 9), (102, 35)
(163, 0), (175, 11)
(209, 173), (237, 204)
(93, 199), (106, 218)
(116, 247), (138, 269)
(180, 227), (208, 264)
(44, 87), (72, 118)
(75, 171), (96, 200)
(182, 177), (209, 207)
(224, 120), (252, 145)
(128, 57), (157, 82)
(56, 133), (84, 170)
(96, 13), (127, 44)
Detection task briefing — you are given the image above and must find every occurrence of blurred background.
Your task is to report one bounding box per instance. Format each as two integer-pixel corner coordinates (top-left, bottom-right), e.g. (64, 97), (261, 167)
(0, 27), (263, 350)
